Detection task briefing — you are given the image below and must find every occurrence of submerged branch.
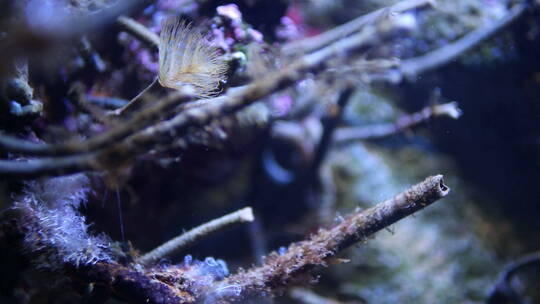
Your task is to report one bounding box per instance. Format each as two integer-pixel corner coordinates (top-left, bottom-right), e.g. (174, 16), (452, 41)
(214, 175), (449, 301)
(117, 15), (160, 48)
(0, 155), (94, 179)
(398, 2), (528, 80)
(282, 0), (433, 56)
(137, 207), (255, 266)
(0, 16), (391, 177)
(309, 86), (355, 175)
(334, 102), (462, 143)
(0, 89), (193, 157)
(4, 176), (449, 303)
(487, 250), (540, 304)
(290, 288), (345, 304)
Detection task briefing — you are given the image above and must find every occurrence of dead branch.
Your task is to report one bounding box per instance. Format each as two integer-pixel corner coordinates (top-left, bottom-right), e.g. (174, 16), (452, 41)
(137, 207), (255, 266)
(3, 174), (449, 304)
(94, 18), (395, 160)
(290, 288), (347, 304)
(282, 0), (433, 56)
(0, 0), (500, 178)
(487, 250), (540, 304)
(309, 86), (355, 175)
(0, 154), (94, 178)
(0, 90), (192, 157)
(0, 14), (394, 177)
(397, 2), (528, 80)
(333, 102), (461, 143)
(212, 175), (449, 302)
(117, 15), (160, 48)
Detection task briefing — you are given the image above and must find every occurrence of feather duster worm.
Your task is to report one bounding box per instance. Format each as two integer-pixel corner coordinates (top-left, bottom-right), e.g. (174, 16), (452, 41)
(158, 18), (228, 98)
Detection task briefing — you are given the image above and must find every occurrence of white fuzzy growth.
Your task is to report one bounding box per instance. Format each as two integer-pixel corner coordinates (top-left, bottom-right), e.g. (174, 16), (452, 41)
(158, 18), (228, 98)
(182, 256), (230, 285)
(179, 255), (242, 303)
(23, 174), (90, 210)
(15, 174), (113, 270)
(204, 282), (242, 304)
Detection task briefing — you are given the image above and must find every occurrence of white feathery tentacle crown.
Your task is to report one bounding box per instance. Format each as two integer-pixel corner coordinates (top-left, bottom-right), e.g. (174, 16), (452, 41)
(158, 17), (228, 98)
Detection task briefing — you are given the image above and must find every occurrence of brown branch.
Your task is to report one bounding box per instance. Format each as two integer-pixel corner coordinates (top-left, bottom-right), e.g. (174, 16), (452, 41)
(137, 207), (254, 266)
(487, 250), (540, 304)
(0, 12), (413, 177)
(333, 102), (462, 143)
(316, 1), (529, 85)
(117, 15), (160, 48)
(309, 86), (355, 176)
(98, 21), (390, 159)
(4, 175), (449, 303)
(212, 175), (449, 302)
(282, 0), (433, 56)
(73, 262), (191, 304)
(0, 90), (192, 157)
(266, 101), (461, 184)
(306, 86), (355, 223)
(289, 288), (345, 304)
(0, 155), (94, 179)
(398, 2), (528, 80)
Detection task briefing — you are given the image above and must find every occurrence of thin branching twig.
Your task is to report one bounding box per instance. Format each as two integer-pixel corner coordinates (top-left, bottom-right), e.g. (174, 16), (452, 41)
(117, 15), (160, 47)
(334, 102), (462, 143)
(487, 250), (540, 304)
(282, 0), (433, 56)
(1, 0), (513, 178)
(309, 86), (355, 176)
(397, 2), (528, 80)
(137, 207), (255, 266)
(0, 90), (193, 157)
(0, 15), (391, 177)
(290, 288), (345, 304)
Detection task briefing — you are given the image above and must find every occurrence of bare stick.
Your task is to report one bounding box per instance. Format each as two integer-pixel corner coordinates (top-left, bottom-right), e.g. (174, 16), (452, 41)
(282, 0), (433, 56)
(333, 102), (462, 143)
(137, 207), (255, 266)
(309, 86), (355, 175)
(307, 86), (354, 223)
(213, 175), (449, 301)
(117, 15), (159, 47)
(0, 89), (193, 157)
(0, 15), (408, 177)
(500, 250), (540, 281)
(0, 154), (94, 178)
(487, 250), (540, 304)
(399, 3), (528, 80)
(290, 288), (344, 304)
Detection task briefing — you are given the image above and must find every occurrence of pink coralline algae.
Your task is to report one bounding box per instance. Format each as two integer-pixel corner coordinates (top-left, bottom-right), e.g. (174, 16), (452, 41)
(276, 3), (320, 41)
(247, 28), (264, 43)
(212, 4), (265, 52)
(272, 94), (293, 117)
(217, 4), (243, 23)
